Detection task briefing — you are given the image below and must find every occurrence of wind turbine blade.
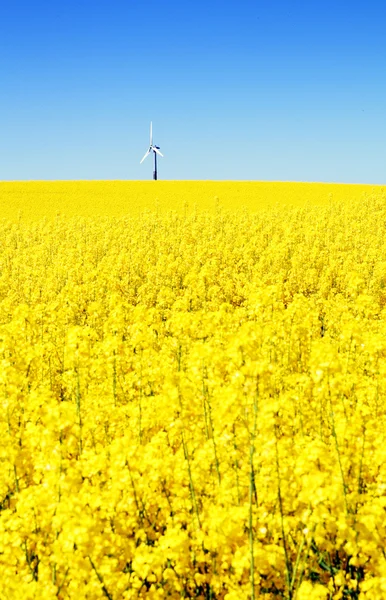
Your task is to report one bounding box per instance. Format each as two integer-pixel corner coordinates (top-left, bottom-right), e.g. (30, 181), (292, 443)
(153, 148), (163, 157)
(140, 150), (151, 164)
(150, 122), (153, 146)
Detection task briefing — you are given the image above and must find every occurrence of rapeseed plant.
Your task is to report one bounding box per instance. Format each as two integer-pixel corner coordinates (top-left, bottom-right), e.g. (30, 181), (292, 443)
(0, 187), (385, 598)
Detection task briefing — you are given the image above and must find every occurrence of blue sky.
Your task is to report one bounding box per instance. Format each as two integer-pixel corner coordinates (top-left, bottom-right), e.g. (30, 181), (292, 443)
(1, 0), (385, 182)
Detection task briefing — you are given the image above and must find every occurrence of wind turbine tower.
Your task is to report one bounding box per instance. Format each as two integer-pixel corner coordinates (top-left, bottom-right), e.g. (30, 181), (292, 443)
(140, 122), (163, 180)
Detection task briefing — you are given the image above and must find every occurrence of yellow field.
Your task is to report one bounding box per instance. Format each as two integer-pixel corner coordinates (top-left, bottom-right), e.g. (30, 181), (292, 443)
(0, 180), (383, 220)
(0, 182), (386, 599)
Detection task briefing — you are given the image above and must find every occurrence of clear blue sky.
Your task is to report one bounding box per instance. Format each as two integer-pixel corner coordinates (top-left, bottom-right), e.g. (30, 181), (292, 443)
(1, 0), (385, 182)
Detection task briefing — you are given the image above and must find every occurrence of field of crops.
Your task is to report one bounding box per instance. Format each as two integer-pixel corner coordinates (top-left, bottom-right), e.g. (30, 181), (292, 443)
(0, 181), (382, 220)
(1, 182), (386, 599)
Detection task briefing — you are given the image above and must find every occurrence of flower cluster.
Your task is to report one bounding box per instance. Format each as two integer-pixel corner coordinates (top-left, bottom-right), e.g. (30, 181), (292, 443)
(0, 190), (386, 598)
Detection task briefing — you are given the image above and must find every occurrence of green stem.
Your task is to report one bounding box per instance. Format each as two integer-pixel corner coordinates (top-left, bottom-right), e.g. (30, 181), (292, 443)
(76, 365), (82, 455)
(88, 556), (113, 600)
(328, 383), (349, 515)
(181, 430), (201, 529)
(249, 390), (259, 600)
(274, 420), (292, 599)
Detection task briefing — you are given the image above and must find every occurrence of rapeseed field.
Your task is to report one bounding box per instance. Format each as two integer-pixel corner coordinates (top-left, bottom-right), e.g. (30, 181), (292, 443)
(0, 182), (386, 599)
(0, 180), (382, 219)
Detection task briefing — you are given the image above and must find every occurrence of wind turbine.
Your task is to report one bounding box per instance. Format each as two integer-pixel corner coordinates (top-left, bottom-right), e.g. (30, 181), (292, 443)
(140, 122), (163, 180)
